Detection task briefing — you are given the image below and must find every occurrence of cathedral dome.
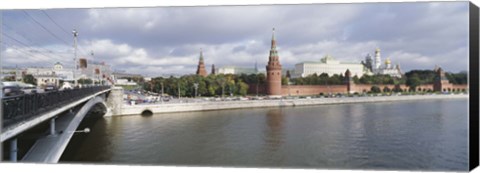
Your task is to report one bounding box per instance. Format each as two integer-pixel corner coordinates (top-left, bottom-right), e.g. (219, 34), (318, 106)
(385, 57), (391, 65)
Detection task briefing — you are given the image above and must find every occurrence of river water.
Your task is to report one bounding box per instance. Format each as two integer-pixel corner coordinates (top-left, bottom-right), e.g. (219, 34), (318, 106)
(60, 99), (468, 171)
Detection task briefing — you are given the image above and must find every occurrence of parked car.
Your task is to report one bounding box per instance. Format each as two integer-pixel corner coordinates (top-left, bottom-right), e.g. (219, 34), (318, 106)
(2, 82), (25, 96)
(60, 82), (73, 90)
(21, 84), (38, 94)
(44, 84), (58, 92)
(3, 86), (24, 97)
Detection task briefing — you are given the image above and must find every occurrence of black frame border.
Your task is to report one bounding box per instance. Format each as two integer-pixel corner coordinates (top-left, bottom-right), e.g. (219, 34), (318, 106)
(469, 2), (479, 171)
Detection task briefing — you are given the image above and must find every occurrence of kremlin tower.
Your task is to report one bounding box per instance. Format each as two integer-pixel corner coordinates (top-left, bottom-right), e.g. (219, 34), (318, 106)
(196, 49), (208, 77)
(266, 28), (282, 97)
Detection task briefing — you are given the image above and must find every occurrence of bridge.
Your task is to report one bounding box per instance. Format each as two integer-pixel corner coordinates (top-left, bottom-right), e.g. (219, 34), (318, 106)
(1, 86), (116, 163)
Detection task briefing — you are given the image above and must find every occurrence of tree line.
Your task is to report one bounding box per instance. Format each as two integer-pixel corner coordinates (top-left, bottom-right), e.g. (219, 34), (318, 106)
(291, 70), (466, 88)
(139, 69), (467, 96)
(144, 74), (254, 97)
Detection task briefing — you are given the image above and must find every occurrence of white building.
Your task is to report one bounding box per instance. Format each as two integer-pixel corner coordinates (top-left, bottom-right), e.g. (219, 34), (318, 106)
(78, 60), (113, 84)
(368, 48), (403, 78)
(216, 66), (259, 75)
(115, 79), (138, 86)
(375, 57), (403, 78)
(35, 74), (60, 87)
(293, 55), (367, 78)
(24, 61), (113, 86)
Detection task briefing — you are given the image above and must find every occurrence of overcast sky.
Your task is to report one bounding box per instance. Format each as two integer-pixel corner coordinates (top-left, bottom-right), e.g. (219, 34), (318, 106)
(0, 1), (469, 76)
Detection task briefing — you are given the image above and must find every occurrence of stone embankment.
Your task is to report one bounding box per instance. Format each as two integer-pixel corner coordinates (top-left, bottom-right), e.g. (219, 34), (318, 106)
(113, 94), (468, 116)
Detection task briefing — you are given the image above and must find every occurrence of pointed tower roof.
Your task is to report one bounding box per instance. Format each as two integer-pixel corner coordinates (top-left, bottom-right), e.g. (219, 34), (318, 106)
(272, 28), (276, 40)
(196, 48), (207, 77)
(199, 48), (204, 62)
(271, 28), (276, 49)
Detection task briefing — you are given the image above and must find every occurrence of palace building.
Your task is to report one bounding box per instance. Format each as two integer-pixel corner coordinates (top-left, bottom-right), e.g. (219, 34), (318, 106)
(293, 55), (367, 78)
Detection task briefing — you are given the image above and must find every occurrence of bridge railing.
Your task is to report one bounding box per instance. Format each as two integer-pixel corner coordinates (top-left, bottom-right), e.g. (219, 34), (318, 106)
(2, 86), (110, 129)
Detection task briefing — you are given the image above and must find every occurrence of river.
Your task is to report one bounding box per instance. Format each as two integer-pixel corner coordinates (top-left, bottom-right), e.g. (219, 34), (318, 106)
(60, 99), (468, 171)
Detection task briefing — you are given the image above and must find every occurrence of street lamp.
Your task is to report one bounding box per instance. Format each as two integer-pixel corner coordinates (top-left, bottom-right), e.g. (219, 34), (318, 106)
(72, 29), (78, 86)
(177, 82), (181, 99)
(220, 79), (225, 99)
(193, 83), (199, 98)
(71, 127), (90, 133)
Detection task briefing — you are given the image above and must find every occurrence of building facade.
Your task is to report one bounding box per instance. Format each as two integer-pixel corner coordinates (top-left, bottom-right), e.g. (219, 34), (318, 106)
(367, 48), (403, 78)
(293, 55), (366, 78)
(215, 66), (258, 75)
(24, 61), (113, 86)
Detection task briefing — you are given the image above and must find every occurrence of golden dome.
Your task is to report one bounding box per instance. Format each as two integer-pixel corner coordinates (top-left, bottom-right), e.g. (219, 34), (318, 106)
(375, 48), (381, 52)
(385, 57), (391, 65)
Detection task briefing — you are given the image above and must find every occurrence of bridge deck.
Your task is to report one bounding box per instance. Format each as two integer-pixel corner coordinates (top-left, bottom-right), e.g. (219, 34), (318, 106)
(21, 96), (106, 163)
(1, 88), (110, 142)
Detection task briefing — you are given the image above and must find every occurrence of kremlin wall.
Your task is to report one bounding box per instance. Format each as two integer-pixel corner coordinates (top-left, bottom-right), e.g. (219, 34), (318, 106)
(197, 29), (468, 97)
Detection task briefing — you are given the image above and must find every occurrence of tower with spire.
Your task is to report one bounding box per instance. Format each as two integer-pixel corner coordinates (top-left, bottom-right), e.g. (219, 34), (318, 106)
(266, 28), (282, 97)
(374, 48), (382, 71)
(211, 64), (216, 75)
(196, 49), (208, 77)
(364, 53), (373, 72)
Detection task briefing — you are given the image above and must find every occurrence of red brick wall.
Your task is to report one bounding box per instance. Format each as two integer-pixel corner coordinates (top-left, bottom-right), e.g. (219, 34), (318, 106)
(281, 85), (347, 96)
(438, 84), (468, 92)
(349, 84), (410, 93)
(248, 84), (266, 95)
(248, 83), (468, 96)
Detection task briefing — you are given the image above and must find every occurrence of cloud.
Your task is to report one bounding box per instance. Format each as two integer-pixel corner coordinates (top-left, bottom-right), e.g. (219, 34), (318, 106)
(1, 2), (470, 76)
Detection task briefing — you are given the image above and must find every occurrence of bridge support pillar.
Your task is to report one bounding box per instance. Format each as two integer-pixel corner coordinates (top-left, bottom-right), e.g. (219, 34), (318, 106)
(10, 138), (17, 162)
(50, 117), (56, 136)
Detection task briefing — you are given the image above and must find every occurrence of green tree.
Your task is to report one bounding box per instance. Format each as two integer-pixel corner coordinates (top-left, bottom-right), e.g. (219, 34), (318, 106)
(3, 76), (15, 81)
(352, 75), (360, 84)
(281, 76), (288, 85)
(78, 78), (93, 85)
(406, 74), (422, 91)
(383, 86), (391, 93)
(371, 86), (381, 93)
(237, 81), (249, 96)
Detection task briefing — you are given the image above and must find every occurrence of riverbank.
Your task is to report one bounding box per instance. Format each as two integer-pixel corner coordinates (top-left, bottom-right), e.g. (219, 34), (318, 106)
(112, 94), (468, 116)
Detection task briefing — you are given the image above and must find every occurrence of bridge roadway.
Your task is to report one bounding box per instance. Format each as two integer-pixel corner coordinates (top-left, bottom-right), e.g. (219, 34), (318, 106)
(1, 86), (111, 163)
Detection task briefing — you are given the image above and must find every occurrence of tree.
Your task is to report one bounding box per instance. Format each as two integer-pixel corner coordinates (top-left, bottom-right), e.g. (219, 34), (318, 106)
(281, 76), (288, 85)
(236, 80), (249, 96)
(404, 70), (436, 84)
(371, 86), (381, 93)
(352, 75), (360, 84)
(392, 85), (402, 93)
(78, 78), (93, 85)
(383, 86), (391, 93)
(445, 72), (467, 84)
(406, 74), (422, 91)
(3, 76), (15, 81)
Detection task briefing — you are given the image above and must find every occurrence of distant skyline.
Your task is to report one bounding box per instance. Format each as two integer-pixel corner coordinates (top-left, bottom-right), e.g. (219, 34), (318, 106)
(1, 2), (469, 76)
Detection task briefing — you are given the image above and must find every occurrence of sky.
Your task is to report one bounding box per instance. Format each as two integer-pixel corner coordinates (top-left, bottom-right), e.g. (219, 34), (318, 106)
(0, 1), (470, 76)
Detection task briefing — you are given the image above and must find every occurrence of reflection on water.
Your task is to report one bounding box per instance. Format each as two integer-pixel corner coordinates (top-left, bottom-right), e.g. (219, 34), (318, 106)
(261, 109), (285, 165)
(61, 99), (468, 171)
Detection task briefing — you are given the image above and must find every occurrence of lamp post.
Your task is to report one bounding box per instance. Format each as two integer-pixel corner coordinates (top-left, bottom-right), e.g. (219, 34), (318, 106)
(177, 82), (181, 99)
(161, 82), (164, 96)
(193, 83), (199, 98)
(70, 128), (90, 134)
(72, 29), (78, 87)
(221, 79), (225, 99)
